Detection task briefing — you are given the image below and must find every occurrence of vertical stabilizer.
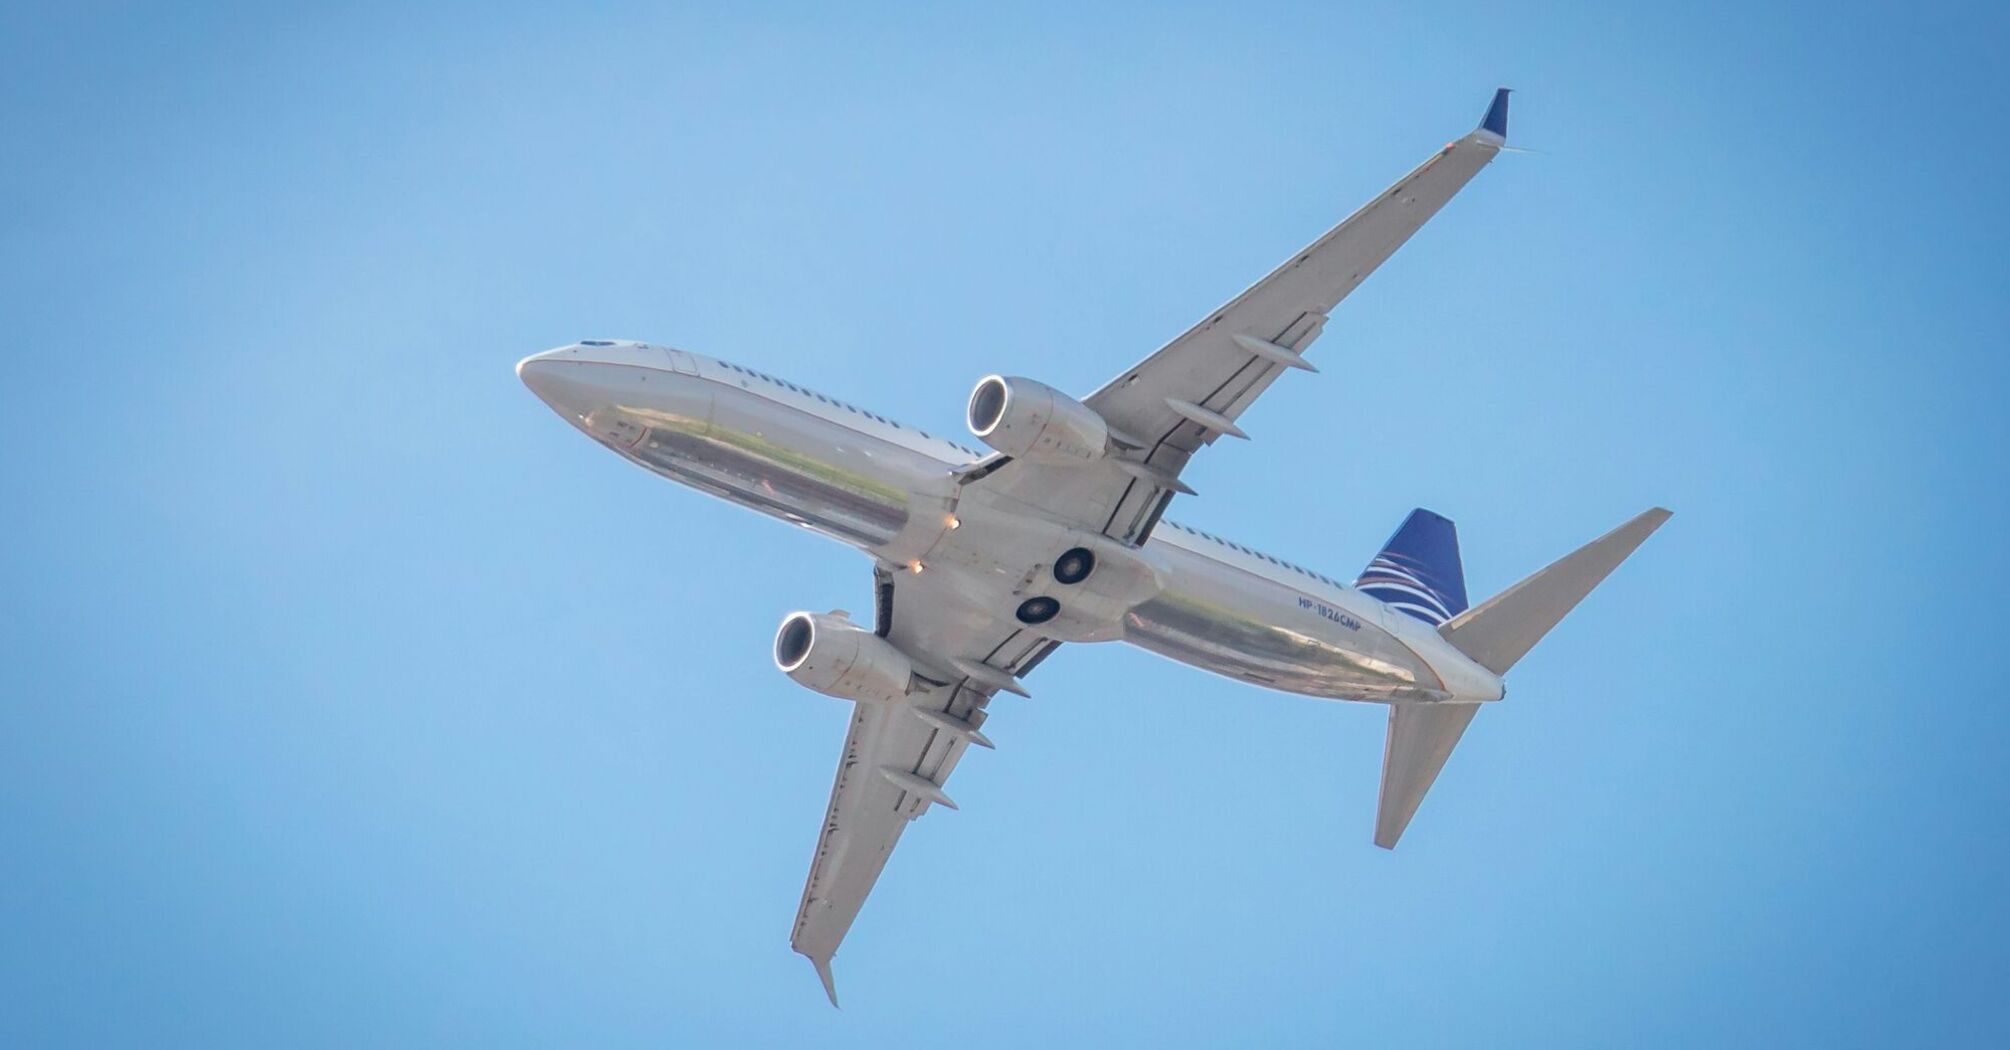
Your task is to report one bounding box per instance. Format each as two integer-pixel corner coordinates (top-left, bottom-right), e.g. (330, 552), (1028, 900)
(1355, 509), (1469, 626)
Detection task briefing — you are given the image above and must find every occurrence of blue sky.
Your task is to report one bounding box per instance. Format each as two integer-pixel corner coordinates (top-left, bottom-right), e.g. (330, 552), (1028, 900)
(4, 2), (2007, 1046)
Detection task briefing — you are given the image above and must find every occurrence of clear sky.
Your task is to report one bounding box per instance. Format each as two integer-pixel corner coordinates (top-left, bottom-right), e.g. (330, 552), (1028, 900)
(4, 2), (2007, 1046)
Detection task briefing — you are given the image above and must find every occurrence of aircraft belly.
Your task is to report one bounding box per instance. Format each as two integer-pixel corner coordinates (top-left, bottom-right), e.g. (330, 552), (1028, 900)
(1123, 542), (1433, 701)
(622, 383), (929, 548)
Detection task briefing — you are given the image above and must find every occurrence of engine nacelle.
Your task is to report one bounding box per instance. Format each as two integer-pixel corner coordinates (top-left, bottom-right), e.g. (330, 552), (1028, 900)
(966, 375), (1110, 464)
(773, 611), (914, 704)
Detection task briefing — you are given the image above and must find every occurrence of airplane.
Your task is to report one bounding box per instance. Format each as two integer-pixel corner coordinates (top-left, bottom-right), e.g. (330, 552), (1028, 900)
(517, 89), (1668, 1005)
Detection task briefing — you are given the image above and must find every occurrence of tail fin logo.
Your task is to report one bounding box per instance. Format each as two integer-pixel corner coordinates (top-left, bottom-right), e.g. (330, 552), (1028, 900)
(1356, 510), (1470, 627)
(1357, 554), (1456, 625)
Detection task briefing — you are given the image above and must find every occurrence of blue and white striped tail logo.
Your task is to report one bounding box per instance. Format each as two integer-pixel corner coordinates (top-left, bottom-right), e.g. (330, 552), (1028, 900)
(1356, 508), (1469, 627)
(1356, 553), (1458, 626)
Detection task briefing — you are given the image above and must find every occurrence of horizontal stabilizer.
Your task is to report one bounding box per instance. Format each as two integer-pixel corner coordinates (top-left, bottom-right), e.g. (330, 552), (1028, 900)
(1374, 702), (1482, 849)
(1439, 508), (1671, 675)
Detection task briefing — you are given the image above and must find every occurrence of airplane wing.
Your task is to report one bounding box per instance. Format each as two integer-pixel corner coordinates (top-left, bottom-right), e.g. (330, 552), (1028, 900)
(968, 89), (1511, 541)
(792, 91), (1510, 1001)
(790, 565), (1059, 1005)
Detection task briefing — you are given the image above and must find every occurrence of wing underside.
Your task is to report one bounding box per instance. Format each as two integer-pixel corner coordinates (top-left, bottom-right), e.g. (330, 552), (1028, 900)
(971, 92), (1508, 539)
(789, 569), (1057, 1004)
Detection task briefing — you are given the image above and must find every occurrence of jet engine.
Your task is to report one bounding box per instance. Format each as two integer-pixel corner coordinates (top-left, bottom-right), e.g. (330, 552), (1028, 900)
(773, 611), (914, 704)
(966, 375), (1110, 464)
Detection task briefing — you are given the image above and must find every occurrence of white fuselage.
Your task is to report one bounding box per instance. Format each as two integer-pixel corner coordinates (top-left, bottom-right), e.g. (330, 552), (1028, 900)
(518, 341), (1504, 706)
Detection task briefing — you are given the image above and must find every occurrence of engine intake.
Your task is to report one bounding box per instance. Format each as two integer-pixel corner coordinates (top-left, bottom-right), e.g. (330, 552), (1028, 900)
(967, 375), (1110, 465)
(773, 611), (914, 704)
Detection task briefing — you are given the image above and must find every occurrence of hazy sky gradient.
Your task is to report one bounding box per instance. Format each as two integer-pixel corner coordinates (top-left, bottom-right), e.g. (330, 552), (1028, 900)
(4, 3), (2007, 1046)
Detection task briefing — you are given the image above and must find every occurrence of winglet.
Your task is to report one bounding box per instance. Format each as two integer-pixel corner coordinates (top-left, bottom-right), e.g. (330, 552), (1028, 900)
(1480, 87), (1511, 139)
(812, 955), (840, 1008)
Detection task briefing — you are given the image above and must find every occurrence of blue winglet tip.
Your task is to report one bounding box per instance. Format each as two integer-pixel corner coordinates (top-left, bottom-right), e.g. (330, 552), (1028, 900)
(1481, 87), (1511, 138)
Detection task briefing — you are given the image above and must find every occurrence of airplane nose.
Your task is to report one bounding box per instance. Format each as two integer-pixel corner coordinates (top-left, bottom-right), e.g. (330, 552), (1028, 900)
(517, 348), (592, 421)
(517, 351), (562, 399)
(515, 344), (714, 439)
